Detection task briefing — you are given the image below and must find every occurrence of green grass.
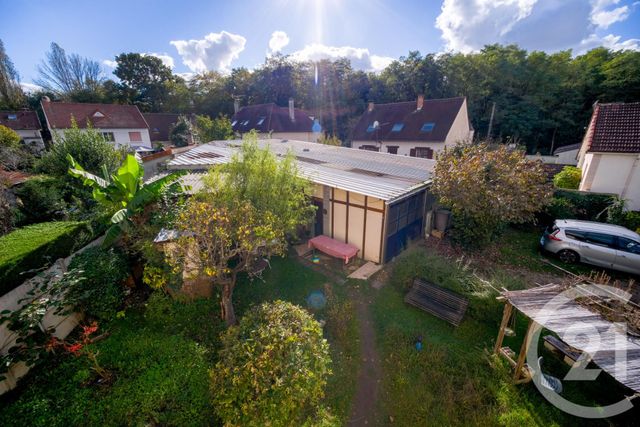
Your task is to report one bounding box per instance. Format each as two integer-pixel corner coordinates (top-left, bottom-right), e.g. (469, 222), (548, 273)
(0, 256), (359, 426)
(370, 248), (638, 426)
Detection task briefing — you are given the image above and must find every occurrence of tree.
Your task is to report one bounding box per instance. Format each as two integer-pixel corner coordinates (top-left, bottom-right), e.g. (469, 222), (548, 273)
(195, 114), (233, 142)
(169, 115), (194, 147)
(113, 53), (174, 111)
(36, 118), (124, 177)
(432, 143), (552, 247)
(68, 154), (186, 247)
(170, 136), (315, 325)
(35, 42), (104, 101)
(211, 301), (332, 426)
(0, 125), (30, 171)
(553, 166), (582, 189)
(0, 39), (25, 109)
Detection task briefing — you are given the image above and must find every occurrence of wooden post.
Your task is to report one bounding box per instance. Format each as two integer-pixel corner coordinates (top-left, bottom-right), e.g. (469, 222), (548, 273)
(494, 302), (513, 354)
(513, 318), (535, 382)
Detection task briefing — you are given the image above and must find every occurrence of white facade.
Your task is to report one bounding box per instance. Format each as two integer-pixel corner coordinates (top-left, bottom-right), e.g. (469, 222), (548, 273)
(250, 131), (320, 143)
(525, 149), (579, 166)
(95, 127), (152, 150)
(15, 129), (45, 151)
(579, 152), (640, 210)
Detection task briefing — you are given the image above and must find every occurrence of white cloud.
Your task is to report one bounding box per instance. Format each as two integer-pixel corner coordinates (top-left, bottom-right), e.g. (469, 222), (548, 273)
(268, 31), (290, 53)
(435, 0), (638, 53)
(170, 31), (246, 73)
(21, 82), (42, 93)
(290, 43), (393, 72)
(579, 33), (640, 52)
(102, 59), (117, 68)
(143, 53), (175, 69)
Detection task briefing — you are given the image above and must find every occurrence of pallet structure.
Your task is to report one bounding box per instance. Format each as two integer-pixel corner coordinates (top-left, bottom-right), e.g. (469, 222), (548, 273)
(404, 278), (469, 327)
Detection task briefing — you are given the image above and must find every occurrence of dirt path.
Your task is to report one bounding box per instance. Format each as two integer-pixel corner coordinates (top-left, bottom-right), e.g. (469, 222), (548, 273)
(348, 286), (382, 426)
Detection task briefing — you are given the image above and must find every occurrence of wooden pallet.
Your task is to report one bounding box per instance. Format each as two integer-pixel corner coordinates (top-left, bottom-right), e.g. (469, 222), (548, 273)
(404, 278), (469, 326)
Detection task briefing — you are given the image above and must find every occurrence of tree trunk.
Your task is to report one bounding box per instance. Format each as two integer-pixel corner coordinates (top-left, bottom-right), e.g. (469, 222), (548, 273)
(220, 282), (237, 326)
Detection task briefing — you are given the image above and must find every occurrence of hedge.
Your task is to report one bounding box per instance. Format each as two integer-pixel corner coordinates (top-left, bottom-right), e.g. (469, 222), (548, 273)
(0, 221), (93, 296)
(542, 189), (617, 224)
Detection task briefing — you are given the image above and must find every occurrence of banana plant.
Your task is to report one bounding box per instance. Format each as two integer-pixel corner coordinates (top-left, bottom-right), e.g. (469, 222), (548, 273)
(68, 154), (187, 247)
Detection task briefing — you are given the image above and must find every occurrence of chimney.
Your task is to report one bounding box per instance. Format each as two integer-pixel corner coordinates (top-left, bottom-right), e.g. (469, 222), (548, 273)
(368, 102), (374, 112)
(288, 98), (295, 122)
(233, 97), (239, 114)
(42, 95), (51, 103)
(417, 94), (424, 111)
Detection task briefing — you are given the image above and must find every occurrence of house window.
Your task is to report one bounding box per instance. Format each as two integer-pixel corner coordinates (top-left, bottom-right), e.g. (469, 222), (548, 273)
(387, 146), (399, 154)
(256, 116), (266, 126)
(391, 123), (404, 132)
(101, 132), (115, 142)
(420, 122), (435, 132)
(366, 123), (376, 133)
(93, 111), (105, 118)
(231, 120), (238, 127)
(359, 145), (380, 152)
(411, 147), (433, 159)
(242, 120), (250, 126)
(7, 114), (17, 120)
(129, 131), (142, 142)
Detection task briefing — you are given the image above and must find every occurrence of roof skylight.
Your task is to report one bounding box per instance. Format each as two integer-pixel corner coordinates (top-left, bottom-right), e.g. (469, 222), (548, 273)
(420, 122), (435, 132)
(391, 123), (404, 132)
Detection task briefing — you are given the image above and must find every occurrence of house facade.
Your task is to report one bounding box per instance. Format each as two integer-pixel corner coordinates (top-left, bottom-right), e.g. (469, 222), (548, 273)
(351, 96), (474, 158)
(40, 98), (152, 150)
(143, 113), (196, 146)
(577, 102), (640, 210)
(231, 99), (321, 143)
(526, 143), (581, 165)
(0, 110), (44, 152)
(167, 138), (436, 264)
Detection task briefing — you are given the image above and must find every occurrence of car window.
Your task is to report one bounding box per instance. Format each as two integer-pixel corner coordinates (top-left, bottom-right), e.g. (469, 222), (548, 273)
(584, 232), (615, 248)
(565, 229), (586, 241)
(617, 237), (640, 254)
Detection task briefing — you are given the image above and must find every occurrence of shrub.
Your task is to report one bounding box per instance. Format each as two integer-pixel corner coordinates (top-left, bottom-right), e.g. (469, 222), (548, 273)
(211, 300), (331, 426)
(0, 124), (20, 148)
(67, 247), (129, 320)
(169, 115), (194, 147)
(543, 189), (616, 222)
(0, 221), (93, 295)
(553, 166), (581, 189)
(14, 176), (67, 224)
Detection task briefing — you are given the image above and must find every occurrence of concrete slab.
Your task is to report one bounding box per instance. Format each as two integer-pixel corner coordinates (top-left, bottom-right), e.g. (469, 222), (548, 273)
(348, 261), (383, 281)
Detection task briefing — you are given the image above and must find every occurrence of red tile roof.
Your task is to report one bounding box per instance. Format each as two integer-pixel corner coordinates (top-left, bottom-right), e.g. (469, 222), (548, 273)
(231, 103), (314, 134)
(0, 110), (41, 130)
(41, 101), (148, 130)
(143, 113), (182, 142)
(351, 97), (466, 142)
(588, 102), (640, 154)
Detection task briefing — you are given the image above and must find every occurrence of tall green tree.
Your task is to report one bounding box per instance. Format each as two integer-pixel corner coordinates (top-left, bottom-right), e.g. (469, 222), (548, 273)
(113, 53), (175, 111)
(0, 39), (25, 109)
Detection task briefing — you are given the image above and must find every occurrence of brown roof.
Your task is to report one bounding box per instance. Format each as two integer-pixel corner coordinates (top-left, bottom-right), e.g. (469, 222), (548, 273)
(0, 111), (41, 131)
(587, 102), (640, 154)
(41, 101), (148, 130)
(231, 103), (314, 134)
(143, 113), (181, 142)
(351, 97), (466, 142)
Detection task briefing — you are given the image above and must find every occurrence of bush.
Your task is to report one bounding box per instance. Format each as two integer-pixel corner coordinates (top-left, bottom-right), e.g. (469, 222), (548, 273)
(543, 189), (616, 223)
(211, 301), (332, 426)
(14, 177), (67, 224)
(0, 221), (93, 295)
(67, 247), (129, 320)
(553, 166), (581, 189)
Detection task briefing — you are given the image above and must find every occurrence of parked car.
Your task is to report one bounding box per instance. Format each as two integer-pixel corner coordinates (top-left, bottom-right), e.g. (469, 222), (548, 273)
(540, 219), (640, 275)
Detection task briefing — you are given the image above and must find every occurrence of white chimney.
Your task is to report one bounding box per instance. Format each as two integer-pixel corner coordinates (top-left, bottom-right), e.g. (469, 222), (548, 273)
(417, 94), (424, 111)
(288, 98), (295, 122)
(233, 98), (240, 114)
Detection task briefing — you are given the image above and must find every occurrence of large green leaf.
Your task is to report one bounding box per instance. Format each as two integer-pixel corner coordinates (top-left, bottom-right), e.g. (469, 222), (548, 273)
(67, 154), (110, 188)
(110, 208), (129, 224)
(113, 155), (143, 199)
(128, 171), (187, 213)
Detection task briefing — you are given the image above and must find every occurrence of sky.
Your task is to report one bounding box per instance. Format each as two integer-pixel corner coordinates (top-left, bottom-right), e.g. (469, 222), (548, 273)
(2, 0), (640, 89)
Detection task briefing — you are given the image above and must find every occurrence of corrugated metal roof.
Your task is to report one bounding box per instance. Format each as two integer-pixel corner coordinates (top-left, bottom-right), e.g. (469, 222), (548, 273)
(167, 139), (433, 202)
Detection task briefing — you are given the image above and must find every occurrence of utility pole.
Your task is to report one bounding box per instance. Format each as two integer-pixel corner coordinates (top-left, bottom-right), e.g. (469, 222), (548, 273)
(487, 102), (496, 140)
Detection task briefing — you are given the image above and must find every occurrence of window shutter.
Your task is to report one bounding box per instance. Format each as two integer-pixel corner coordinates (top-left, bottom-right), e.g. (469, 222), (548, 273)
(410, 148), (416, 157)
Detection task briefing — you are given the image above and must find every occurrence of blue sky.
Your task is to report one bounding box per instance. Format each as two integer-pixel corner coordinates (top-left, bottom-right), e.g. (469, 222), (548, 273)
(2, 0), (639, 87)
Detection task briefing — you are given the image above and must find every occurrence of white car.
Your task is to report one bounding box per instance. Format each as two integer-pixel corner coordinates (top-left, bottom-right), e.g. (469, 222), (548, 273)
(540, 220), (640, 275)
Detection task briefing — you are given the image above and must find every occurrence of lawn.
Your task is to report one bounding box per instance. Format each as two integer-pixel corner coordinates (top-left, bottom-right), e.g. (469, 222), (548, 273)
(369, 247), (638, 426)
(0, 256), (359, 426)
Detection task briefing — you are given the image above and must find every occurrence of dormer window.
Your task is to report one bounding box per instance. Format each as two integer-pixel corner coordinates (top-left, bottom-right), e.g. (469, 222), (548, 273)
(391, 123), (404, 132)
(242, 120), (250, 126)
(366, 124), (376, 133)
(7, 114), (17, 120)
(231, 120), (238, 127)
(93, 111), (105, 118)
(256, 116), (266, 126)
(420, 122), (435, 133)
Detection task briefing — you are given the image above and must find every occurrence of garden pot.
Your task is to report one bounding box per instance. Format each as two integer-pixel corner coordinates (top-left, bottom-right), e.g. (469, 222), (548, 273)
(435, 209), (451, 232)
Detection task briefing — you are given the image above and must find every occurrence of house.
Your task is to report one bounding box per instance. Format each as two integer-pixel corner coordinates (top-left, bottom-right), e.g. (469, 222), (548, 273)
(577, 102), (640, 210)
(143, 113), (195, 146)
(40, 98), (152, 150)
(525, 143), (581, 165)
(350, 95), (474, 158)
(167, 138), (437, 264)
(0, 110), (44, 152)
(231, 99), (321, 142)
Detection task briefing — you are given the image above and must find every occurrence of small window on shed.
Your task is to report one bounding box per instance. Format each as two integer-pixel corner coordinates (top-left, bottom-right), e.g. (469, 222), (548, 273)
(391, 123), (404, 132)
(420, 122), (435, 132)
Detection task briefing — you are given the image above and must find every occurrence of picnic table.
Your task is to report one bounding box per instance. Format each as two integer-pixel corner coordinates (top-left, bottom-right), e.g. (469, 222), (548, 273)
(308, 235), (359, 264)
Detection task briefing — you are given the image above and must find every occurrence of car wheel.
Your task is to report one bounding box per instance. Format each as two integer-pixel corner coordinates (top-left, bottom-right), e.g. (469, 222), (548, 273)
(558, 249), (579, 264)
